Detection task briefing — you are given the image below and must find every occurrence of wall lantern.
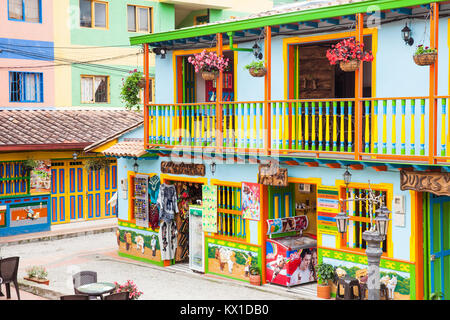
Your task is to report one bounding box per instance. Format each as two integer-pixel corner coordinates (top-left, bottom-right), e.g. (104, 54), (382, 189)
(252, 43), (263, 60)
(210, 162), (216, 176)
(375, 205), (391, 237)
(152, 47), (167, 59)
(72, 152), (78, 160)
(343, 166), (352, 187)
(335, 211), (349, 237)
(133, 157), (139, 173)
(401, 22), (414, 46)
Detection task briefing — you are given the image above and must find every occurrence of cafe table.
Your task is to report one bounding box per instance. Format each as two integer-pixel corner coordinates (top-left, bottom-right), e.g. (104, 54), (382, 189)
(76, 282), (116, 300)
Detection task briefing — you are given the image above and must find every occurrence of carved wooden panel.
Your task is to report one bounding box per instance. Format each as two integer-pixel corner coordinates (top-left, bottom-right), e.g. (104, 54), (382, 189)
(160, 161), (205, 176)
(258, 163), (288, 187)
(400, 170), (450, 196)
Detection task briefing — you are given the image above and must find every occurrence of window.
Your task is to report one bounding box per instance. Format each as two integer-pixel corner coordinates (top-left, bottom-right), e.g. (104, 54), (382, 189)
(341, 186), (389, 253)
(81, 75), (109, 103)
(80, 0), (107, 28)
(139, 77), (155, 104)
(9, 72), (43, 103)
(8, 0), (41, 23)
(127, 5), (152, 33)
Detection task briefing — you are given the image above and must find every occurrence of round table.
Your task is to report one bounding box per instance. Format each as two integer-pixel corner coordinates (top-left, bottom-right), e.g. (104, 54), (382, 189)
(76, 282), (116, 300)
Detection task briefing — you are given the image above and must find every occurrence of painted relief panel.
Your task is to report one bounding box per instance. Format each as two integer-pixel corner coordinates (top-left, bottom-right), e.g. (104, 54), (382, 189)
(9, 202), (48, 227)
(206, 237), (261, 282)
(117, 221), (161, 264)
(319, 248), (414, 300)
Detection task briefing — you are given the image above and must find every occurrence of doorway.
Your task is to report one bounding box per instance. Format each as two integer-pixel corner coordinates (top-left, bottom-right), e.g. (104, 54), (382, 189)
(424, 193), (450, 300)
(161, 176), (205, 264)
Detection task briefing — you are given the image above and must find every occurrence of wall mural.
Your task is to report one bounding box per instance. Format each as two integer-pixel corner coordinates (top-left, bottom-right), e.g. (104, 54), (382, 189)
(9, 202), (48, 228)
(319, 248), (414, 300)
(117, 223), (160, 264)
(30, 160), (51, 194)
(206, 237), (261, 282)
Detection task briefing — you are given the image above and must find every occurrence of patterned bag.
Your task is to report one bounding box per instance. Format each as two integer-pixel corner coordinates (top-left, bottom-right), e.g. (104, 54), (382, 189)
(149, 204), (160, 230)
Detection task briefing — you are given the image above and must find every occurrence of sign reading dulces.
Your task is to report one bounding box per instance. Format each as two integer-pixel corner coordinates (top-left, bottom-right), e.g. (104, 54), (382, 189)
(400, 170), (450, 196)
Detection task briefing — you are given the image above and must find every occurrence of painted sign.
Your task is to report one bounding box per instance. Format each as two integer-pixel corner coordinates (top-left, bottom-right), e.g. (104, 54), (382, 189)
(202, 185), (217, 233)
(266, 216), (308, 235)
(161, 161), (205, 176)
(9, 202), (48, 228)
(241, 182), (260, 221)
(400, 170), (450, 196)
(30, 160), (51, 194)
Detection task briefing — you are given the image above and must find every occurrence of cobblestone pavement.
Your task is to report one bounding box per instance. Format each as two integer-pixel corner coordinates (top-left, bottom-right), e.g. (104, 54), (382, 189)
(0, 232), (309, 300)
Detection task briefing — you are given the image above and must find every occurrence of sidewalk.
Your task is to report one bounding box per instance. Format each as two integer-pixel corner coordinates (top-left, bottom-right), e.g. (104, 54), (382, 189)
(0, 218), (118, 247)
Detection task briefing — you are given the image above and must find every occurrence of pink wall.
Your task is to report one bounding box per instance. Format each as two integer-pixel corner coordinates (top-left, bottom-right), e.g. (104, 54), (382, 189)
(0, 0), (53, 41)
(0, 59), (55, 107)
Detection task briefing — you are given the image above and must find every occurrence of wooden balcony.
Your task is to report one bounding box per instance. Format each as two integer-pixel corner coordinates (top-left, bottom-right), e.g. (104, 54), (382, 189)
(144, 96), (450, 165)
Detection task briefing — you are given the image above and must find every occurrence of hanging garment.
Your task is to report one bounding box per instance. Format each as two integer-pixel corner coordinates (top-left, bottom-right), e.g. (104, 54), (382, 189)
(149, 204), (160, 230)
(158, 220), (178, 260)
(157, 184), (178, 222)
(148, 175), (160, 204)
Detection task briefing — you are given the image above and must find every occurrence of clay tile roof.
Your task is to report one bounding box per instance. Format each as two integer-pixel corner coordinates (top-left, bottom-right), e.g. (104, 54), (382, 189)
(0, 109), (143, 151)
(101, 138), (146, 158)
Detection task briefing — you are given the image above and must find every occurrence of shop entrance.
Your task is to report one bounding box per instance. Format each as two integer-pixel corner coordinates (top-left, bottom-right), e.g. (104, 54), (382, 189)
(161, 175), (206, 264)
(266, 180), (318, 287)
(424, 193), (450, 300)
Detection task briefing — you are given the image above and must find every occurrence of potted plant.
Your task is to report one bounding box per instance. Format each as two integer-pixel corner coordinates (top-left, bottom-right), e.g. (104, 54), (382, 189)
(326, 37), (374, 72)
(249, 266), (261, 286)
(244, 61), (267, 77)
(114, 280), (143, 300)
(187, 49), (230, 81)
(21, 159), (39, 176)
(315, 263), (335, 299)
(120, 69), (145, 111)
(24, 266), (49, 285)
(413, 45), (437, 66)
(84, 157), (110, 173)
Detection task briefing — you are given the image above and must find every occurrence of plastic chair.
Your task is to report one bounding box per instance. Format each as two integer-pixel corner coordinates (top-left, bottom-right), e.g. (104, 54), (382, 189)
(72, 271), (97, 295)
(0, 257), (20, 300)
(104, 291), (130, 300)
(60, 294), (90, 300)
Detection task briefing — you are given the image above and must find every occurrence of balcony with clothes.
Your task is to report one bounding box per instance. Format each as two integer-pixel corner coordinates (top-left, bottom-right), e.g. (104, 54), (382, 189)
(133, 0), (450, 165)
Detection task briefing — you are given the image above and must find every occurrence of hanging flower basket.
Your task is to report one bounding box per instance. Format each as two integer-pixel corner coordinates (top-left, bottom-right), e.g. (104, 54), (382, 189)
(326, 37), (373, 72)
(201, 71), (217, 81)
(413, 45), (437, 66)
(339, 59), (360, 72)
(137, 78), (146, 88)
(188, 50), (230, 80)
(249, 67), (267, 77)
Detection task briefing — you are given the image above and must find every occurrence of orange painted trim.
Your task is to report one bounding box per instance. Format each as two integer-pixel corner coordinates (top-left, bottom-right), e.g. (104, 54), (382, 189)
(144, 44), (150, 147)
(429, 2), (439, 165)
(415, 191), (424, 300)
(326, 163), (341, 169)
(372, 165), (387, 171)
(264, 26), (272, 156)
(354, 13), (364, 161)
(284, 160), (299, 165)
(349, 164), (364, 170)
(304, 162), (319, 167)
(260, 184), (268, 284)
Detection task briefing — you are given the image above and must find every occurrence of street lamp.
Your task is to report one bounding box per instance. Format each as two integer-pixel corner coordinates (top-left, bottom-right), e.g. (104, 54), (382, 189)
(133, 158), (139, 173)
(343, 166), (352, 187)
(335, 172), (390, 300)
(401, 22), (414, 46)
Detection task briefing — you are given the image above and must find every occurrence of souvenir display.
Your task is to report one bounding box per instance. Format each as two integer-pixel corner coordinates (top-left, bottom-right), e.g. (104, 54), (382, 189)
(202, 185), (217, 233)
(134, 175), (149, 228)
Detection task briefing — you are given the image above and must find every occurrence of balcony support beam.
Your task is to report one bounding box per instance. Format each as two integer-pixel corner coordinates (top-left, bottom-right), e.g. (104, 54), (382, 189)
(216, 33), (224, 154)
(143, 43), (150, 149)
(429, 3), (439, 164)
(355, 13), (364, 161)
(264, 26), (272, 156)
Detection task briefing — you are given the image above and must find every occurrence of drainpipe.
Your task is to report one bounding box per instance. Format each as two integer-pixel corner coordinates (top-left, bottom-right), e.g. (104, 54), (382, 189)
(227, 32), (253, 52)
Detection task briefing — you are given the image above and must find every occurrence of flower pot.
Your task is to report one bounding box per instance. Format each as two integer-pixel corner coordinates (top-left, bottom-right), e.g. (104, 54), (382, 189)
(413, 52), (437, 66)
(24, 276), (50, 286)
(249, 274), (261, 286)
(339, 60), (360, 72)
(249, 67), (267, 77)
(137, 78), (146, 89)
(201, 72), (217, 81)
(317, 284), (331, 299)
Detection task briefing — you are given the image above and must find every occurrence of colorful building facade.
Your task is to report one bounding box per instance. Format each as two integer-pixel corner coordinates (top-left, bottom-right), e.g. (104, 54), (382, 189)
(111, 0), (450, 300)
(2, 0), (289, 109)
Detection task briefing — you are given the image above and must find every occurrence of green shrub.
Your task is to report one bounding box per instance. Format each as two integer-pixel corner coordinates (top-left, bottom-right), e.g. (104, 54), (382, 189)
(315, 263), (335, 285)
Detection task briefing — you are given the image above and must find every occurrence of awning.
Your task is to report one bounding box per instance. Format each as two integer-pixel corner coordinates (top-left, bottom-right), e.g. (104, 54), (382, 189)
(101, 139), (146, 158)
